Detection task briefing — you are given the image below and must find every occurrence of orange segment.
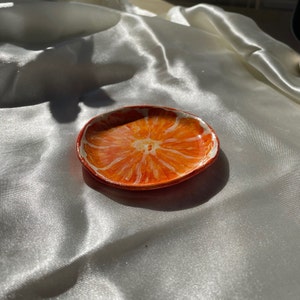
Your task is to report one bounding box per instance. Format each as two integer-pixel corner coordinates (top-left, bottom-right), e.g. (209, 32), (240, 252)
(77, 106), (219, 189)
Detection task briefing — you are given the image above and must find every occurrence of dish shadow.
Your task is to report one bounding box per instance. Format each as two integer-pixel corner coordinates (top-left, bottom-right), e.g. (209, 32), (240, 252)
(83, 149), (229, 211)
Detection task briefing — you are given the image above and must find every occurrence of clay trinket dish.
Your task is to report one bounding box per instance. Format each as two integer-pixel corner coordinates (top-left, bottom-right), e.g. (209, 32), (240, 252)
(76, 105), (219, 190)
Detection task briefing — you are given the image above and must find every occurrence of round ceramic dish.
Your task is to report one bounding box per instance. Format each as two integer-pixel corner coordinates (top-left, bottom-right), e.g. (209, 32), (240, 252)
(77, 105), (219, 190)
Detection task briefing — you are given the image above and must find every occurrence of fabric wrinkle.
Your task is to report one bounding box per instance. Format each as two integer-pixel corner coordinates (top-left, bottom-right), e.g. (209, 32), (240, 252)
(0, 1), (300, 299)
(177, 4), (300, 103)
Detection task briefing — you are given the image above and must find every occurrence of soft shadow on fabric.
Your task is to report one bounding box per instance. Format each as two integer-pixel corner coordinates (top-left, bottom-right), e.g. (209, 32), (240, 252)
(83, 150), (229, 211)
(0, 1), (121, 50)
(0, 37), (136, 122)
(6, 261), (81, 300)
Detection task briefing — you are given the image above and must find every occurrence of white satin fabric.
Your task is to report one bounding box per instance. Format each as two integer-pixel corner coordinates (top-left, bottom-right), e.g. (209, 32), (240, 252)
(0, 1), (300, 299)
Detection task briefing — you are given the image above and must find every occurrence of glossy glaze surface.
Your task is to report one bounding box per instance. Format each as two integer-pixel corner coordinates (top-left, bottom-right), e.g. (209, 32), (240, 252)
(77, 106), (219, 190)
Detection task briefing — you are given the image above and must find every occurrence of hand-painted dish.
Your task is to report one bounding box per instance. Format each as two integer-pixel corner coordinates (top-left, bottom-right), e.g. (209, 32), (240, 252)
(76, 105), (219, 190)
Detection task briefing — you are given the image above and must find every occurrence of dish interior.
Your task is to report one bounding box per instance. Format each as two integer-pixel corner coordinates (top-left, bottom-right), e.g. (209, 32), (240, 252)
(77, 106), (219, 190)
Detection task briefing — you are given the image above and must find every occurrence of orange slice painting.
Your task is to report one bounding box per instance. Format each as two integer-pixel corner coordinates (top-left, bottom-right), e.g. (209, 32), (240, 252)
(77, 106), (219, 190)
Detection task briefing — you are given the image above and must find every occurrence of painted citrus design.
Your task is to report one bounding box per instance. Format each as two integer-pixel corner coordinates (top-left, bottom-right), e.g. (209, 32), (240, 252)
(77, 106), (219, 189)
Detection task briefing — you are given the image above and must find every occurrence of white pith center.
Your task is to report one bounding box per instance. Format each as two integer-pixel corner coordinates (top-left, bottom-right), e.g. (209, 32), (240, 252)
(132, 138), (161, 154)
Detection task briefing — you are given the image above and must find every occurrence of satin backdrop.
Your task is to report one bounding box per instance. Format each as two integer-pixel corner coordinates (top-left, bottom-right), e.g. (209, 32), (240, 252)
(0, 1), (300, 299)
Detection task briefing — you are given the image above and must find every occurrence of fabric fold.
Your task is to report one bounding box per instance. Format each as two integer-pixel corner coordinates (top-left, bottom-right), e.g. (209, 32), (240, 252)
(167, 4), (300, 103)
(1, 1), (300, 299)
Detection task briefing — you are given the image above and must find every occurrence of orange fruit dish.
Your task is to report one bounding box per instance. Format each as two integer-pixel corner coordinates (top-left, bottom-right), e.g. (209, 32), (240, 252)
(77, 106), (219, 190)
